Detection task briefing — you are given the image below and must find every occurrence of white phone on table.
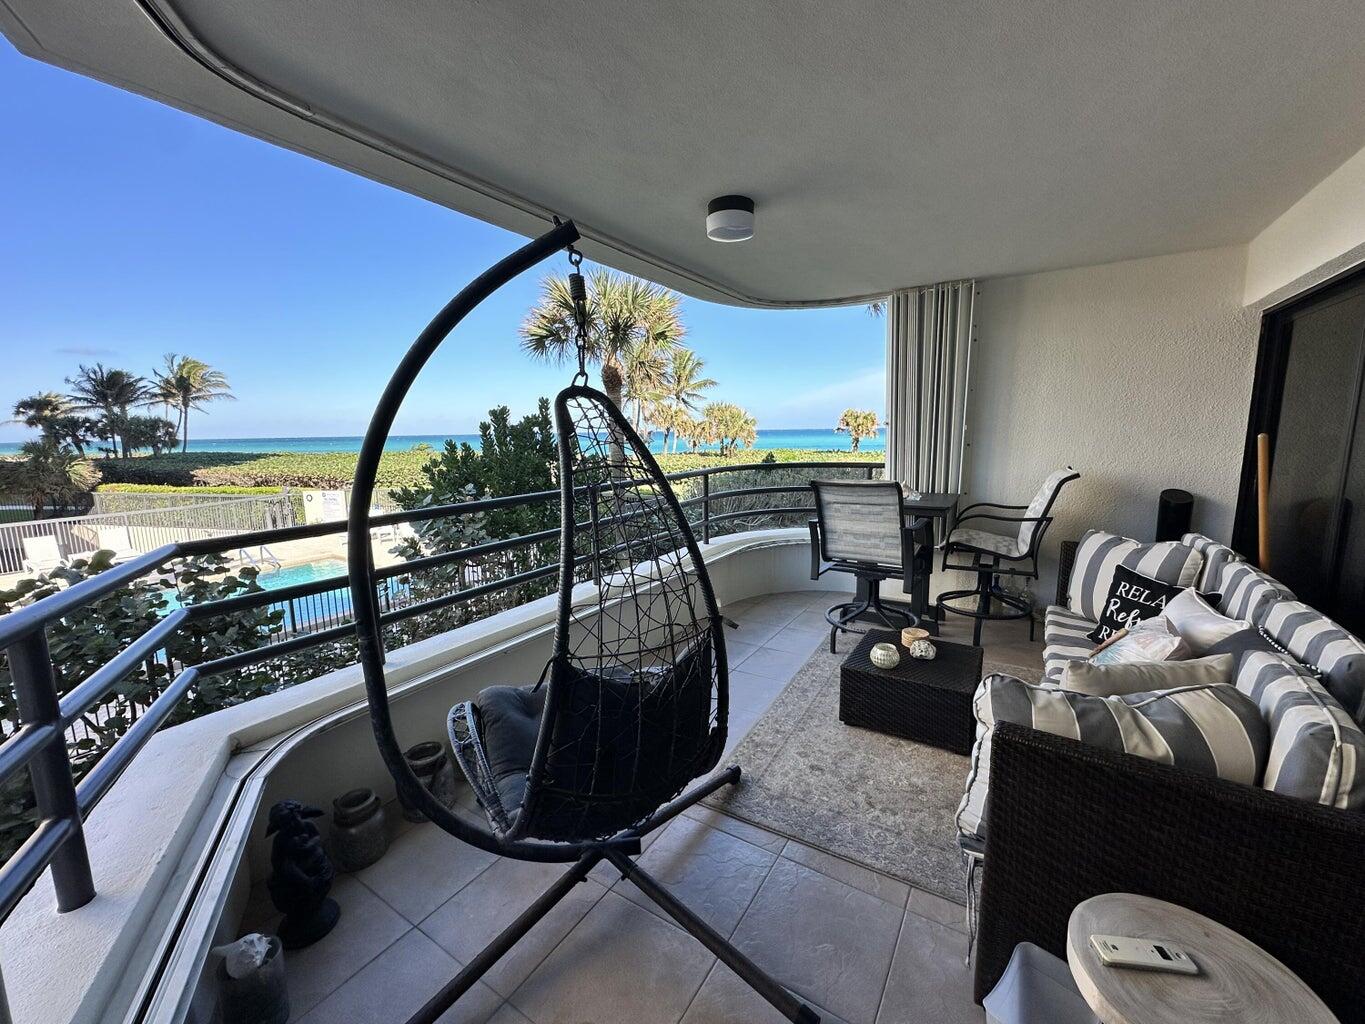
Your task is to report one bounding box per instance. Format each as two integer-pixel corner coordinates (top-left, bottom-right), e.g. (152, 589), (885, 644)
(1089, 934), (1200, 975)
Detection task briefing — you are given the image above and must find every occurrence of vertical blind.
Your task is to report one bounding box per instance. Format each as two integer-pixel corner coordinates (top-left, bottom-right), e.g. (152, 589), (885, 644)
(884, 281), (976, 493)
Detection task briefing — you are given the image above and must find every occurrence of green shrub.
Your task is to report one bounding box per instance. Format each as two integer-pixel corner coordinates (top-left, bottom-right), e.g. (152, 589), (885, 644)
(95, 483), (286, 495)
(92, 448), (879, 490)
(654, 448), (880, 472)
(95, 451), (433, 490)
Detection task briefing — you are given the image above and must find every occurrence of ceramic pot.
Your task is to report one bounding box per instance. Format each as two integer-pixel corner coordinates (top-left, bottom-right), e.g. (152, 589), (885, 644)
(219, 936), (288, 1024)
(400, 741), (458, 822)
(870, 642), (901, 669)
(331, 788), (388, 871)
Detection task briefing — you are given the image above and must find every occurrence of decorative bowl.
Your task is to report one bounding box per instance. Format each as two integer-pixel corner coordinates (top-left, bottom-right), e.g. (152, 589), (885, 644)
(908, 639), (937, 660)
(870, 642), (901, 669)
(901, 627), (930, 646)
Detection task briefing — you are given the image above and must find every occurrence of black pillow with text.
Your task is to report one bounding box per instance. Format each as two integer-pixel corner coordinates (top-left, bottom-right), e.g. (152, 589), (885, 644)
(1086, 564), (1185, 644)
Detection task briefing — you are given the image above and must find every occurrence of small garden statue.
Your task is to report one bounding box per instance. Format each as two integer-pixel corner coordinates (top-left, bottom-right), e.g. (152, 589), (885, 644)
(266, 800), (340, 948)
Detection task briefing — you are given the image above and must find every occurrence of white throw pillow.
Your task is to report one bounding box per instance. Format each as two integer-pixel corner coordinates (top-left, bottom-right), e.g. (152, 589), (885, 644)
(1162, 588), (1248, 655)
(1062, 654), (1235, 697)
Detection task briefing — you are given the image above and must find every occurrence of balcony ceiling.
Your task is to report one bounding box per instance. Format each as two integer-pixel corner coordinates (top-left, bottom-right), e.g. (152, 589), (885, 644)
(5, 1), (1365, 306)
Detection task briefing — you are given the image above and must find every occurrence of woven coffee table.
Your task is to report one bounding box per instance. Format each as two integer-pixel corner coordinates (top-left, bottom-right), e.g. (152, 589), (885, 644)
(839, 629), (984, 754)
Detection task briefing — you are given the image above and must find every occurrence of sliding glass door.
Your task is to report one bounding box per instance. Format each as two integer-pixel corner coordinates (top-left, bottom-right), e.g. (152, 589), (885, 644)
(1236, 271), (1365, 635)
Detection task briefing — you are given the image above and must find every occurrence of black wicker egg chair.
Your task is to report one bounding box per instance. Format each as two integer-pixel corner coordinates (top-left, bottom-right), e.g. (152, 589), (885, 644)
(347, 221), (820, 1024)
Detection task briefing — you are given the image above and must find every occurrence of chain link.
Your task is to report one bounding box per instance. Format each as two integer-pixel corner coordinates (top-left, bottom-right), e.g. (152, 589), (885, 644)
(566, 242), (589, 385)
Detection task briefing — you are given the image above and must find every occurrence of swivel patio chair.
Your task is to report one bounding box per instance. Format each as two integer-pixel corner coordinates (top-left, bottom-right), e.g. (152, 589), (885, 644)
(348, 220), (821, 1024)
(936, 468), (1078, 645)
(808, 478), (929, 652)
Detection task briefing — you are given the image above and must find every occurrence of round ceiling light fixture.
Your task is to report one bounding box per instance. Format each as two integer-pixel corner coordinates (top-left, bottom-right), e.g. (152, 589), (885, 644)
(706, 195), (756, 243)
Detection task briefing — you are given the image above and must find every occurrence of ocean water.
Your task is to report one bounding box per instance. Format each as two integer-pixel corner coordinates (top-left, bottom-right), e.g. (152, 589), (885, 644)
(0, 427), (883, 456)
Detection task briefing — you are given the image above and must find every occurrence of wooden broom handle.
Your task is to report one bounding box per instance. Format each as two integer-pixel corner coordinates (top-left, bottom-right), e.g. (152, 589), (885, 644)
(1257, 432), (1271, 570)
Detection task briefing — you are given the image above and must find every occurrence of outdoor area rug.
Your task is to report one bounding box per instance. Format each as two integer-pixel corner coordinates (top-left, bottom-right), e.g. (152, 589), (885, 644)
(704, 642), (1041, 903)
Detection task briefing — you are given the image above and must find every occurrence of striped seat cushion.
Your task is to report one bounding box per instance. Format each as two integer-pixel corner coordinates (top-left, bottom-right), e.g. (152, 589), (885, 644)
(1180, 533), (1244, 593)
(1215, 561), (1294, 621)
(1236, 651), (1365, 809)
(1042, 605), (1097, 681)
(1257, 600), (1365, 724)
(1066, 531), (1203, 622)
(956, 673), (1269, 842)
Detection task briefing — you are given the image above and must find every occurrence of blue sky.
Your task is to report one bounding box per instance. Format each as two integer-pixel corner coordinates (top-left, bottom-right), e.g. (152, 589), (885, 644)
(0, 41), (884, 443)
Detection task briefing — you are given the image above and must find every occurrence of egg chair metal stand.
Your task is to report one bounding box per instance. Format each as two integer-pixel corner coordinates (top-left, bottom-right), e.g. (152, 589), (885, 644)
(347, 219), (820, 1024)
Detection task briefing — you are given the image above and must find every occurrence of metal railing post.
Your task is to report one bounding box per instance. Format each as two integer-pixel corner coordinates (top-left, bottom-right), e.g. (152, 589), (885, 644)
(8, 630), (95, 912)
(701, 472), (711, 544)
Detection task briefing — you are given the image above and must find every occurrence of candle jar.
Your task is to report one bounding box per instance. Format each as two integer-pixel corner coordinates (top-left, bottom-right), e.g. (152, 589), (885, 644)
(400, 741), (458, 822)
(330, 788), (388, 871)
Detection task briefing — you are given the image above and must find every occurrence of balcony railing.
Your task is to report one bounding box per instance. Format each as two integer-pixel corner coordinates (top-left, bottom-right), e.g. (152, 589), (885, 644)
(0, 459), (882, 949)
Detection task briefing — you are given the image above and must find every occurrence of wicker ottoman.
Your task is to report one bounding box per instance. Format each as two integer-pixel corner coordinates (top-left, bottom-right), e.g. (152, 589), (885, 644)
(839, 630), (984, 754)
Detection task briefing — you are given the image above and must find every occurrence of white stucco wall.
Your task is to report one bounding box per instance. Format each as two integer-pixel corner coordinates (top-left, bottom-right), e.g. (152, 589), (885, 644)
(1244, 142), (1365, 309)
(968, 244), (1260, 603)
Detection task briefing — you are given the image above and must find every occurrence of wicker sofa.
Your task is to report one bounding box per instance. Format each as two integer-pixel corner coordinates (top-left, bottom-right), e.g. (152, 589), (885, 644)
(972, 533), (1365, 1022)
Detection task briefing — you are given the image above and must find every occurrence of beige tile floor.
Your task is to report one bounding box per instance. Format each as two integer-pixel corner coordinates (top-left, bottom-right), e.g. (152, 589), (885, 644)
(245, 590), (1042, 1024)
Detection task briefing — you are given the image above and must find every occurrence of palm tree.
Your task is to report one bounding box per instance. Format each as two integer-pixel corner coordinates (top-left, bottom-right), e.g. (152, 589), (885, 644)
(151, 354), (234, 453)
(665, 349), (717, 414)
(677, 416), (714, 454)
(648, 402), (692, 454)
(621, 336), (674, 433)
(65, 364), (149, 458)
(9, 392), (70, 434)
(149, 355), (184, 432)
(520, 268), (684, 418)
(836, 408), (881, 452)
(703, 402), (758, 456)
(0, 439), (99, 518)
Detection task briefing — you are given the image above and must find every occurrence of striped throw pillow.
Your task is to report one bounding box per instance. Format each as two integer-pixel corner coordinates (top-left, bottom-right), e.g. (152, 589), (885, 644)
(1215, 561), (1294, 622)
(1180, 533), (1244, 593)
(1235, 652), (1365, 809)
(1257, 600), (1365, 725)
(956, 673), (1268, 842)
(1066, 531), (1203, 622)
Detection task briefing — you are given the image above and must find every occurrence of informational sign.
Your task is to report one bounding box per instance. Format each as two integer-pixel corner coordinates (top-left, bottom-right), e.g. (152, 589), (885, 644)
(302, 490), (347, 524)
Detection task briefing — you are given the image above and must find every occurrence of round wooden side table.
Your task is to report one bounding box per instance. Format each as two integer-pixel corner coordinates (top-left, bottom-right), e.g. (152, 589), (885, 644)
(1065, 893), (1338, 1024)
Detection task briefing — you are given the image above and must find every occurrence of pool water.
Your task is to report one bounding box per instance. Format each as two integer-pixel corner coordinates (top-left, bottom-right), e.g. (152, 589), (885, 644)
(159, 558), (352, 616)
(255, 559), (348, 589)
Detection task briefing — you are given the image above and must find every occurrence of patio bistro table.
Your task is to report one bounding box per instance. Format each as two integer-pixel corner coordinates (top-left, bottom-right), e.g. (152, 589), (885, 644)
(1066, 893), (1339, 1024)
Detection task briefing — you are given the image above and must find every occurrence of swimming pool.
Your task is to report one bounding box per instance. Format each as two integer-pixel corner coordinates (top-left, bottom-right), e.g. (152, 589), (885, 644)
(256, 558), (348, 590)
(160, 558), (352, 618)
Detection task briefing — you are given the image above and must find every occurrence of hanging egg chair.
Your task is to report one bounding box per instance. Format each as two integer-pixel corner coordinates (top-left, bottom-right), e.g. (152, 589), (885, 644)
(347, 220), (820, 1024)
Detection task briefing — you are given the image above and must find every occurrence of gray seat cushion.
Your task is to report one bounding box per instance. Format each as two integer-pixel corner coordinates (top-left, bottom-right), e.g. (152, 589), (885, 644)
(1180, 532), (1244, 593)
(957, 672), (1268, 842)
(1235, 651), (1365, 809)
(471, 684), (546, 817)
(1043, 605), (1097, 681)
(1256, 600), (1365, 725)
(1215, 561), (1294, 621)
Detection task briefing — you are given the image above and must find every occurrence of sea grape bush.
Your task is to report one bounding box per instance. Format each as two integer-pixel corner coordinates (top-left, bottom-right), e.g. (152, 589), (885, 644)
(93, 447), (879, 490)
(0, 551), (285, 860)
